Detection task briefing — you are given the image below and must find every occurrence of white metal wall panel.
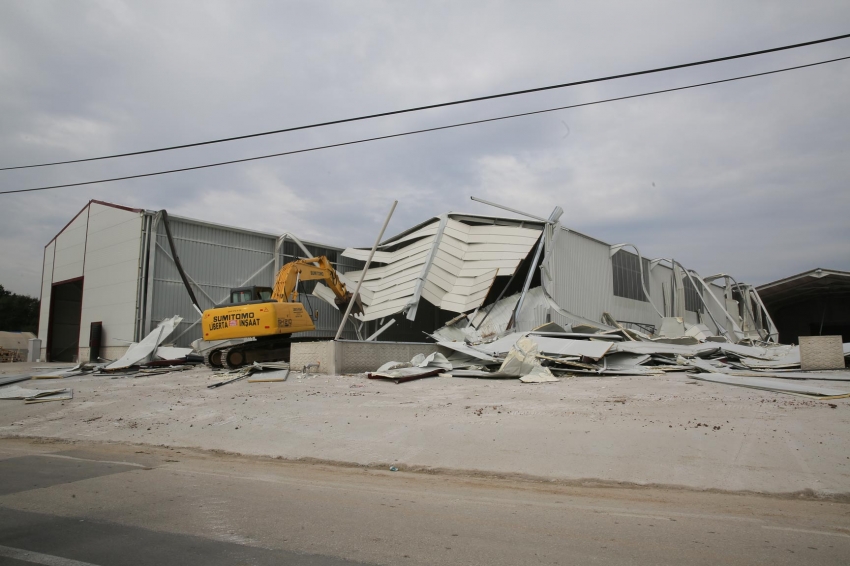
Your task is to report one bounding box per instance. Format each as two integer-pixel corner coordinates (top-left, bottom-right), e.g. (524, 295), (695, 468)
(79, 203), (144, 347)
(51, 209), (88, 283)
(37, 241), (55, 343)
(545, 228), (615, 327)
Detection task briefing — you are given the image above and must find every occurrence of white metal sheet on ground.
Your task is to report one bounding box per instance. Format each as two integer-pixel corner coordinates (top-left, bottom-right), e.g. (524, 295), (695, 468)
(717, 343), (796, 361)
(738, 348), (801, 369)
(435, 341), (500, 362)
(105, 316), (182, 369)
(611, 341), (721, 357)
(472, 333), (612, 360)
(154, 346), (193, 360)
(603, 353), (651, 369)
(688, 373), (850, 398)
(689, 358), (850, 381)
(719, 369), (850, 381)
(529, 337), (612, 360)
(0, 386), (70, 400)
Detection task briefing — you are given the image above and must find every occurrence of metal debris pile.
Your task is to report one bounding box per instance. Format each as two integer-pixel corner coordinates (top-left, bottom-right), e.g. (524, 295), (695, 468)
(368, 315), (850, 398)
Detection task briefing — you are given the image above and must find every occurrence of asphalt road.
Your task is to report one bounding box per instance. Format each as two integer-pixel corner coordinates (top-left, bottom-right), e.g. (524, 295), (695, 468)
(0, 438), (848, 566)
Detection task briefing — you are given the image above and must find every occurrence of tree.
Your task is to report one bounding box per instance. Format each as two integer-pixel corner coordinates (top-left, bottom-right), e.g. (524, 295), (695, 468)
(0, 284), (39, 333)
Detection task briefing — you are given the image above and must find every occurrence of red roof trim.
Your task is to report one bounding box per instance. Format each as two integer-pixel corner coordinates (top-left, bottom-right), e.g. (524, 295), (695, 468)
(44, 199), (143, 248)
(44, 202), (90, 249)
(90, 199), (144, 214)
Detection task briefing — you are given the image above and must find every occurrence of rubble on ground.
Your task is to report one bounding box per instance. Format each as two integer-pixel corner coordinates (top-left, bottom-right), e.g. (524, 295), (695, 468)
(385, 309), (850, 398)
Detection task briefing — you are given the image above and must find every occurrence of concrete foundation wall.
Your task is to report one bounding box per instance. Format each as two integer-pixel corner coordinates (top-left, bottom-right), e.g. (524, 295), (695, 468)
(290, 341), (337, 374)
(291, 340), (440, 375)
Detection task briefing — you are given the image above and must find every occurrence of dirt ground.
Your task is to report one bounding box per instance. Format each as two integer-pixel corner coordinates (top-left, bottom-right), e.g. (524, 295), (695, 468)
(3, 437), (850, 566)
(1, 361), (849, 497)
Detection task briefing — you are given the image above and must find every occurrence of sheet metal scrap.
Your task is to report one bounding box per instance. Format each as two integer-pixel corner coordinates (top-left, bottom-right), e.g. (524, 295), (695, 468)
(107, 365), (194, 379)
(208, 361), (291, 388)
(0, 374), (33, 387)
(368, 352), (451, 383)
(105, 315), (183, 370)
(30, 365), (85, 379)
(0, 386), (73, 403)
(367, 367), (443, 383)
(208, 367), (254, 389)
(687, 373), (850, 399)
(379, 308), (849, 386)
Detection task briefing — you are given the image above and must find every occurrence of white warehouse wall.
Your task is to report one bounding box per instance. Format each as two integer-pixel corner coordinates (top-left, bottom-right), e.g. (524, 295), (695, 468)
(78, 202), (144, 361)
(51, 207), (88, 283)
(37, 201), (144, 362)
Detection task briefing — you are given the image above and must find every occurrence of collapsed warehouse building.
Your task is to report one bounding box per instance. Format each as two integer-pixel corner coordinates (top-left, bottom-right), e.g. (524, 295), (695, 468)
(331, 205), (778, 345)
(36, 200), (778, 363)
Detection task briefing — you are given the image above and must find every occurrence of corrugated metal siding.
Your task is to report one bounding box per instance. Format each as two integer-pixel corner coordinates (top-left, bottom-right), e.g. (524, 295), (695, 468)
(147, 215), (358, 347)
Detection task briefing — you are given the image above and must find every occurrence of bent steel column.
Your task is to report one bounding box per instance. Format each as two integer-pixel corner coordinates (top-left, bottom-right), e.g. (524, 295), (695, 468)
(335, 200), (398, 340)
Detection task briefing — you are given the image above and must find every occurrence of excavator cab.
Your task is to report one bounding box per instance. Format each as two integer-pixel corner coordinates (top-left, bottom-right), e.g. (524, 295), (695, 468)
(229, 286), (273, 305)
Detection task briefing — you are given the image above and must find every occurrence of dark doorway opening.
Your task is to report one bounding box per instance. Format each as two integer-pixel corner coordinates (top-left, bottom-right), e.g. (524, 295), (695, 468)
(48, 278), (83, 362)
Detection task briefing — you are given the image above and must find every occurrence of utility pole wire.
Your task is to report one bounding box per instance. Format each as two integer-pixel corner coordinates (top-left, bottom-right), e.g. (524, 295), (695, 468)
(1, 55), (848, 196)
(2, 32), (849, 171)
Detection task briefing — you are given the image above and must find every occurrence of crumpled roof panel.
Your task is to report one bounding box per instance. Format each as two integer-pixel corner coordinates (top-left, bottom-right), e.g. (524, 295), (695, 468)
(342, 216), (542, 321)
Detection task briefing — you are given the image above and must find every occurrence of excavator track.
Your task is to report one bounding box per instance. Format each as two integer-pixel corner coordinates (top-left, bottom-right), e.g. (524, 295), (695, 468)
(218, 337), (292, 370)
(203, 349), (223, 369)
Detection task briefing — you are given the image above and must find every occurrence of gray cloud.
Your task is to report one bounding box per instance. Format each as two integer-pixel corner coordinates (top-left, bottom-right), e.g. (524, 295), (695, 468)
(1, 1), (849, 296)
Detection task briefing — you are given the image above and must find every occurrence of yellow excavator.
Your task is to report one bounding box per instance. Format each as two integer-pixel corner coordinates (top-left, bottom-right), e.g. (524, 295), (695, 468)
(200, 256), (361, 369)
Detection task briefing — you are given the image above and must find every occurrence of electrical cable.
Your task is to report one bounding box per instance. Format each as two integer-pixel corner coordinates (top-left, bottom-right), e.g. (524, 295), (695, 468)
(2, 32), (848, 171)
(159, 209), (202, 315)
(1, 55), (848, 196)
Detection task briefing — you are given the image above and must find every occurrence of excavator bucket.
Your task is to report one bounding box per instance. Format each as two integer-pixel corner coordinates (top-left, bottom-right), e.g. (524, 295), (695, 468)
(335, 292), (364, 316)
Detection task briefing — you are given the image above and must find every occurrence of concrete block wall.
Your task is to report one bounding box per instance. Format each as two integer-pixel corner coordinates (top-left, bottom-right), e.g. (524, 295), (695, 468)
(291, 340), (440, 375)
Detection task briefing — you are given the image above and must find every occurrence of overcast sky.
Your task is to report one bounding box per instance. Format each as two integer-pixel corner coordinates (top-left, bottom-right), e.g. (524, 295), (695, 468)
(1, 1), (848, 297)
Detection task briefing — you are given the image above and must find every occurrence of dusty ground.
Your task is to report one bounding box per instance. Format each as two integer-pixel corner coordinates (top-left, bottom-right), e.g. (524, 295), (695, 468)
(2, 438), (849, 566)
(1, 361), (849, 497)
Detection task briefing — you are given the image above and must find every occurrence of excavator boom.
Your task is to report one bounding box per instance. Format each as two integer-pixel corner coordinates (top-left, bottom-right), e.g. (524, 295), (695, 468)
(272, 256), (359, 313)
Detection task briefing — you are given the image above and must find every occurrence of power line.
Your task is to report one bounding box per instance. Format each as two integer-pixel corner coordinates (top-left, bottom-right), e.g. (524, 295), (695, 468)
(1, 55), (847, 196)
(2, 32), (849, 171)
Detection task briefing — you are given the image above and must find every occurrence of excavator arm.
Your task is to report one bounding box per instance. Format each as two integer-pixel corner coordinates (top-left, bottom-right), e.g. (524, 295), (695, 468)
(271, 256), (362, 314)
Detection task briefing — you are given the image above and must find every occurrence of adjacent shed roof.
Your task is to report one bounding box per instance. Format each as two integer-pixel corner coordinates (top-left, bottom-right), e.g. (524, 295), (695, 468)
(756, 268), (850, 307)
